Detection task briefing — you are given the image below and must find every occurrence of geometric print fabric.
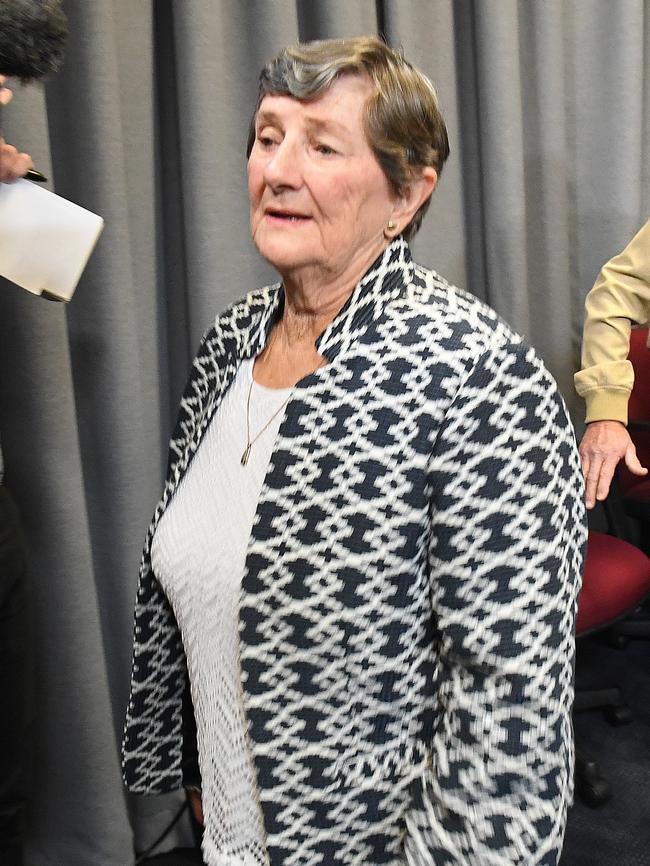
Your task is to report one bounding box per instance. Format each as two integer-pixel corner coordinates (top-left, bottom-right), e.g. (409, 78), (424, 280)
(123, 237), (586, 865)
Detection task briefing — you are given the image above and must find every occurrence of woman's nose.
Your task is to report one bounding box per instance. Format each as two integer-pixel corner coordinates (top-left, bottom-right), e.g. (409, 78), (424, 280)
(263, 139), (302, 190)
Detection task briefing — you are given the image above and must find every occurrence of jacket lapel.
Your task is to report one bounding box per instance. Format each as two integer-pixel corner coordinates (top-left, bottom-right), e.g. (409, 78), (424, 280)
(163, 235), (412, 513)
(316, 236), (413, 361)
(159, 284), (284, 521)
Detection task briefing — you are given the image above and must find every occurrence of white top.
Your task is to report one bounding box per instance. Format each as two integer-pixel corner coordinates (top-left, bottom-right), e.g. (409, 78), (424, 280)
(151, 357), (291, 866)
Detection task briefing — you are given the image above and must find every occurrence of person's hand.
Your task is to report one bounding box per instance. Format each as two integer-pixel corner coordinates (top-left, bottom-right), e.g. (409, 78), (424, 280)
(0, 74), (13, 106)
(0, 75), (34, 182)
(186, 788), (204, 826)
(579, 420), (648, 508)
(0, 138), (34, 182)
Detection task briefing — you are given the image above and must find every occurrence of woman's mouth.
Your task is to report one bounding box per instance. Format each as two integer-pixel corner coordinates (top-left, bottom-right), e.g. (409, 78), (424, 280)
(265, 209), (311, 223)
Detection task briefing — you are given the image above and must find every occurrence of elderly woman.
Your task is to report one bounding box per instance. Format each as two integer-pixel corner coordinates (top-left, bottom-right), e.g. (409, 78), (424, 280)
(123, 37), (585, 866)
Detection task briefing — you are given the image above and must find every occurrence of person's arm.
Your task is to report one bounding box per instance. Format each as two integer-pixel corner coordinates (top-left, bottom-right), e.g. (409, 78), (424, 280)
(406, 342), (585, 866)
(574, 220), (650, 506)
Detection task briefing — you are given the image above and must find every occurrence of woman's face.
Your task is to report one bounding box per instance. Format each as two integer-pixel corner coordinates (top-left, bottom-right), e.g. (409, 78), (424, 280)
(248, 74), (397, 286)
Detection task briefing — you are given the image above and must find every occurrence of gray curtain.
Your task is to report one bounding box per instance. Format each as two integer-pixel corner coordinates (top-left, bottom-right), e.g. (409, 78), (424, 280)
(0, 1), (647, 863)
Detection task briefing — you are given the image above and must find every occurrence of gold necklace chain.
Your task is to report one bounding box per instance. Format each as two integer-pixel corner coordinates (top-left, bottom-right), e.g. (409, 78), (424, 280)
(241, 378), (291, 466)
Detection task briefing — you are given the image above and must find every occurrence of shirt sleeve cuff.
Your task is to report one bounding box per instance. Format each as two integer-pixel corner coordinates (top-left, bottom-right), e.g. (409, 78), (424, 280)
(584, 388), (629, 425)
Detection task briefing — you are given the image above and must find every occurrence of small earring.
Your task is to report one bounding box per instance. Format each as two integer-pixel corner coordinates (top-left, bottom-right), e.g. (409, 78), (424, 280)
(386, 220), (396, 232)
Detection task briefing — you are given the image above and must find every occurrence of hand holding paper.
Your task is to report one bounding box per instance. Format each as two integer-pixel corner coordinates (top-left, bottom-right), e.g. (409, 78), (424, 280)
(0, 178), (104, 302)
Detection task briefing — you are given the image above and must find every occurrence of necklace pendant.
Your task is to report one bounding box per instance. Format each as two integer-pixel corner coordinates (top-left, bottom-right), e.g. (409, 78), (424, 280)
(240, 443), (252, 466)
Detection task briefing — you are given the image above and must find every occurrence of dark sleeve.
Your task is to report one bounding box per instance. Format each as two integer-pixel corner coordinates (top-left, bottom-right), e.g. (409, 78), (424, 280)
(405, 341), (587, 866)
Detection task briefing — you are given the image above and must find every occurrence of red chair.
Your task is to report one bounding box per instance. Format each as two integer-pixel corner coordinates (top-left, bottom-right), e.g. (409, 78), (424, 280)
(618, 327), (650, 554)
(607, 326), (650, 648)
(574, 528), (650, 806)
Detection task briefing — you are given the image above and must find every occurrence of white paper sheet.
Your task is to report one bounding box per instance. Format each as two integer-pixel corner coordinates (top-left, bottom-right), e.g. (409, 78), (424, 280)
(0, 178), (104, 302)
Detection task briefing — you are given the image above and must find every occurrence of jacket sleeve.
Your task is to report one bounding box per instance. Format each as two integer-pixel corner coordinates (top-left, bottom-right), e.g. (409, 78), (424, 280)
(574, 219), (650, 423)
(405, 341), (586, 866)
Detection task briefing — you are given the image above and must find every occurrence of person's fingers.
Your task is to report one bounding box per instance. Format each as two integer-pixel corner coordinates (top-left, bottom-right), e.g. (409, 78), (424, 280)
(186, 789), (204, 826)
(579, 448), (591, 484)
(584, 457), (602, 509)
(15, 151), (34, 176)
(595, 457), (617, 503)
(624, 444), (649, 477)
(0, 144), (33, 182)
(0, 143), (18, 182)
(0, 78), (13, 106)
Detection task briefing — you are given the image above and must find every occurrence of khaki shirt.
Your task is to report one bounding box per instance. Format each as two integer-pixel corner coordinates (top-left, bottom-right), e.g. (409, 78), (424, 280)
(574, 219), (650, 423)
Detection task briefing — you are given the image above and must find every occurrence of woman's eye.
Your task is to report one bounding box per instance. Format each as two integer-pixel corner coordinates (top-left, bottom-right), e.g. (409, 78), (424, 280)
(315, 143), (336, 156)
(257, 132), (278, 148)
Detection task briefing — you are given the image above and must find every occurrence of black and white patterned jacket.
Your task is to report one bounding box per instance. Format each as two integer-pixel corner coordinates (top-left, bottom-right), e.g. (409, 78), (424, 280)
(122, 238), (586, 866)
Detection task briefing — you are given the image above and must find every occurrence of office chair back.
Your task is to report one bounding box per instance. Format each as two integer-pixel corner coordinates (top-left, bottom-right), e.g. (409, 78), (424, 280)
(618, 326), (650, 506)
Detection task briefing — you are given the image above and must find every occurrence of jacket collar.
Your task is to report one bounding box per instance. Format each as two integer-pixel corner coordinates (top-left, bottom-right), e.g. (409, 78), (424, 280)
(149, 237), (415, 568)
(241, 236), (413, 363)
(164, 236), (413, 499)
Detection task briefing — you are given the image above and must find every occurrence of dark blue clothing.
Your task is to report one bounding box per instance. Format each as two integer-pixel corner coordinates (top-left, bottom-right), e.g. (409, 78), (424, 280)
(0, 484), (31, 866)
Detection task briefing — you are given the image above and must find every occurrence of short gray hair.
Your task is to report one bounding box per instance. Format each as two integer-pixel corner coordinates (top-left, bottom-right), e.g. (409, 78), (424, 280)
(247, 36), (450, 241)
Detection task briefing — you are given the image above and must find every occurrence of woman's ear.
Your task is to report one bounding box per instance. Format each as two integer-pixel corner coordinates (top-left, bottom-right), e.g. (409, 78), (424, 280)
(386, 167), (437, 238)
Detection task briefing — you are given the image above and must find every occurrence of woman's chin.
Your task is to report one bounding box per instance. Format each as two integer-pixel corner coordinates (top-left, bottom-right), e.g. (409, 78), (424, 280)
(254, 236), (318, 275)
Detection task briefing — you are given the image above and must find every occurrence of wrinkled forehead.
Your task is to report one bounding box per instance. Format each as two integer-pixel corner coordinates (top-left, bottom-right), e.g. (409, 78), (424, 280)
(247, 72), (374, 157)
(255, 73), (374, 126)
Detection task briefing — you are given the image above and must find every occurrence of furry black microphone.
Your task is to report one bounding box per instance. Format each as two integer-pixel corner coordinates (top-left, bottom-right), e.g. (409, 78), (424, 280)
(0, 0), (68, 82)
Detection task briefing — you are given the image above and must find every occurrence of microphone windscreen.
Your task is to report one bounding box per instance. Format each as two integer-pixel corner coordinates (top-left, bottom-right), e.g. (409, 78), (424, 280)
(0, 0), (68, 82)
